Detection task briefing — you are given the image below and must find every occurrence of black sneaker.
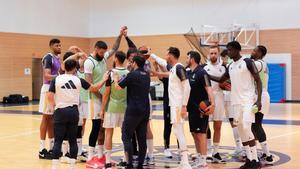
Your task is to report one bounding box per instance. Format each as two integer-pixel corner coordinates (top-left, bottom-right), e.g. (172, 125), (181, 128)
(125, 164), (134, 169)
(212, 152), (226, 163)
(118, 161), (127, 167)
(265, 155), (274, 164)
(239, 159), (252, 169)
(105, 163), (112, 169)
(206, 156), (213, 163)
(39, 149), (52, 160)
(250, 160), (261, 169)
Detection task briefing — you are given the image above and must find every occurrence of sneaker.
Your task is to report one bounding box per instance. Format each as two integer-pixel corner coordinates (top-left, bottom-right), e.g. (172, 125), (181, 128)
(239, 159), (252, 169)
(206, 156), (213, 163)
(198, 163), (209, 169)
(86, 156), (103, 169)
(125, 164), (134, 169)
(250, 160), (261, 169)
(177, 163), (192, 169)
(77, 152), (87, 162)
(133, 155), (139, 162)
(212, 153), (226, 163)
(105, 163), (112, 169)
(39, 149), (52, 160)
(60, 153), (71, 163)
(118, 161), (127, 167)
(260, 153), (274, 165)
(164, 149), (173, 158)
(97, 156), (106, 166)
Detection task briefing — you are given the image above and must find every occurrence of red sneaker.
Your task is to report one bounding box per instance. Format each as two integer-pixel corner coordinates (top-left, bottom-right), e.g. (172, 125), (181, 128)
(97, 156), (106, 166)
(86, 156), (103, 168)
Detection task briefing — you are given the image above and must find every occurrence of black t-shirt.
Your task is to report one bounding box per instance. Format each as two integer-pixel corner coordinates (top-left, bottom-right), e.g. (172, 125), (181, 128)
(187, 65), (211, 112)
(159, 77), (169, 107)
(119, 68), (151, 116)
(43, 54), (53, 69)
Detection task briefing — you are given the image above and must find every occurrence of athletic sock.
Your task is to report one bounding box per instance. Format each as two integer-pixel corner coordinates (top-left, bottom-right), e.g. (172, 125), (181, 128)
(207, 138), (212, 149)
(250, 145), (258, 162)
(146, 139), (154, 158)
(97, 145), (104, 158)
(52, 159), (59, 169)
(62, 141), (68, 155)
(77, 139), (82, 155)
(40, 140), (46, 151)
(232, 127), (242, 150)
(260, 141), (271, 156)
(88, 146), (95, 160)
(49, 138), (54, 150)
(105, 150), (112, 164)
(244, 145), (252, 161)
(69, 158), (76, 169)
(213, 143), (219, 155)
(181, 151), (189, 164)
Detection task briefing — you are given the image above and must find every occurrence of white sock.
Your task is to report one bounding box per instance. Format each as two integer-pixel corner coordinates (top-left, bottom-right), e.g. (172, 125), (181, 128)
(147, 139), (154, 158)
(40, 140), (46, 151)
(52, 159), (59, 169)
(244, 145), (252, 161)
(88, 146), (95, 160)
(199, 154), (207, 165)
(106, 150), (112, 164)
(77, 139), (82, 155)
(207, 139), (212, 149)
(97, 145), (104, 158)
(49, 138), (54, 150)
(232, 127), (242, 150)
(250, 146), (258, 162)
(69, 158), (76, 169)
(213, 143), (219, 155)
(181, 151), (189, 164)
(62, 141), (68, 155)
(260, 141), (270, 156)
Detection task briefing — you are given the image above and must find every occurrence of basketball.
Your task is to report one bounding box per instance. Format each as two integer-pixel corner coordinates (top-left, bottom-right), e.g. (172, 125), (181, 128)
(199, 100), (211, 113)
(219, 80), (231, 91)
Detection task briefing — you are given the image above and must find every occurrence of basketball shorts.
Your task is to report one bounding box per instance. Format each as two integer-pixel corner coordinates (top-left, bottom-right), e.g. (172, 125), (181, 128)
(170, 106), (185, 124)
(261, 90), (270, 114)
(188, 108), (209, 133)
(232, 103), (255, 124)
(38, 84), (53, 115)
(103, 112), (124, 128)
(78, 101), (88, 126)
(88, 96), (102, 120)
(209, 91), (225, 121)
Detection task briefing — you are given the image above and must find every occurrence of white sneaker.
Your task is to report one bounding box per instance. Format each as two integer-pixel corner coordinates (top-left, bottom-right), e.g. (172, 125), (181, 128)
(164, 149), (173, 158)
(77, 153), (87, 162)
(60, 155), (70, 163)
(198, 163), (209, 169)
(180, 163), (192, 169)
(191, 159), (200, 169)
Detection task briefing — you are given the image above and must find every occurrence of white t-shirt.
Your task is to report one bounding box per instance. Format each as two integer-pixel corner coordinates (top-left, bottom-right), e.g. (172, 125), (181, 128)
(168, 63), (191, 107)
(49, 74), (91, 110)
(229, 56), (256, 105)
(204, 61), (226, 93)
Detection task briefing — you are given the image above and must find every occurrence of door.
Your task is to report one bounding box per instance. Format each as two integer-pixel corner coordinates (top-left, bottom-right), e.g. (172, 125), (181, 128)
(32, 58), (43, 101)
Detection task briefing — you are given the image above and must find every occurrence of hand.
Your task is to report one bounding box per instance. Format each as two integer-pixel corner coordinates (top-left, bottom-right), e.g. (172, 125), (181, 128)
(47, 105), (55, 114)
(204, 104), (215, 115)
(123, 29), (128, 37)
(254, 100), (262, 111)
(120, 26), (127, 35)
(99, 110), (105, 120)
(102, 71), (110, 82)
(181, 106), (188, 119)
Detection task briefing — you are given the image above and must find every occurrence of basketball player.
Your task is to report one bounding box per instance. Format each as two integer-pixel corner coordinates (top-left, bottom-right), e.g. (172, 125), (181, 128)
(220, 49), (244, 156)
(210, 41), (262, 169)
(85, 27), (124, 168)
(186, 51), (215, 169)
(39, 39), (62, 159)
(156, 47), (192, 169)
(203, 46), (226, 163)
(100, 51), (129, 169)
(251, 45), (273, 164)
(114, 55), (151, 169)
(48, 59), (109, 169)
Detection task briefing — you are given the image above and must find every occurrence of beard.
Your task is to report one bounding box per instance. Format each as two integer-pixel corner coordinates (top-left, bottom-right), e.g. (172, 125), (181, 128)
(210, 57), (218, 63)
(95, 54), (104, 61)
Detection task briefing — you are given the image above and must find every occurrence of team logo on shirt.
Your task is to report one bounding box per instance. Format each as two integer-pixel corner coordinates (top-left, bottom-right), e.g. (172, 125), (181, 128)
(61, 80), (77, 89)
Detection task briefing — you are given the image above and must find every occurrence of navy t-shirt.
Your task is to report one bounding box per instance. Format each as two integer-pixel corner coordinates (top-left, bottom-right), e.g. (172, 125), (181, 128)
(119, 68), (151, 116)
(187, 65), (211, 113)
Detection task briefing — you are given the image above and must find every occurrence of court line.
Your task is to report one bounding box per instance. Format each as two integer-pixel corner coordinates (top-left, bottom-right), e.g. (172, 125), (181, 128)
(0, 130), (39, 140)
(268, 130), (300, 140)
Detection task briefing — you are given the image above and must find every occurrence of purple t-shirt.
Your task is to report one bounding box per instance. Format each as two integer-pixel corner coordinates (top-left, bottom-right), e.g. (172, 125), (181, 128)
(42, 53), (61, 84)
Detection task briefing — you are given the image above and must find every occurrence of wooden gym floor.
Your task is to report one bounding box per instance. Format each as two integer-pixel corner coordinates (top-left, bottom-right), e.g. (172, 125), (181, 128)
(0, 101), (299, 169)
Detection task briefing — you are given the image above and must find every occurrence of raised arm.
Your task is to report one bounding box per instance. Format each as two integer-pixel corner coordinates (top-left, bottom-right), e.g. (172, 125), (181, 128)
(150, 53), (168, 68)
(105, 27), (125, 60)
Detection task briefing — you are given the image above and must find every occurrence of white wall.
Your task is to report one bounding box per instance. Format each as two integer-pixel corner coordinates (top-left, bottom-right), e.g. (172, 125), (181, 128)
(89, 0), (300, 37)
(0, 0), (89, 37)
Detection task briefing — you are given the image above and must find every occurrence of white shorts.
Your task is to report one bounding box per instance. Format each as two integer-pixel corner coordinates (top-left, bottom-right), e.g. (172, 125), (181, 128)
(103, 112), (124, 128)
(261, 91), (270, 114)
(224, 101), (235, 118)
(209, 91), (225, 121)
(232, 104), (255, 124)
(38, 84), (53, 115)
(88, 97), (102, 120)
(78, 102), (88, 126)
(170, 106), (184, 124)
(149, 94), (153, 120)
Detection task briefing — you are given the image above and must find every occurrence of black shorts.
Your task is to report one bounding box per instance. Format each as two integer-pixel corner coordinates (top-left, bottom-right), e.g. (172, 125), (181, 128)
(188, 109), (209, 133)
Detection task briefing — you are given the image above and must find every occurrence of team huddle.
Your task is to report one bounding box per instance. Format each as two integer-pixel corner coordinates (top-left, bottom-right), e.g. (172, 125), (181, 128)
(37, 27), (273, 169)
